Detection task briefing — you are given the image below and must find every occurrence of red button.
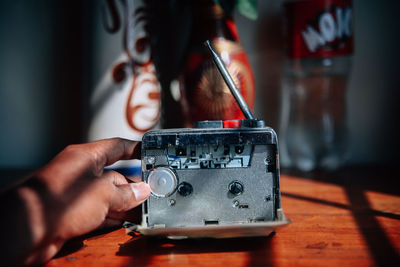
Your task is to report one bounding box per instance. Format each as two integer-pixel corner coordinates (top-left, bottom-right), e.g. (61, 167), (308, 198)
(223, 120), (241, 128)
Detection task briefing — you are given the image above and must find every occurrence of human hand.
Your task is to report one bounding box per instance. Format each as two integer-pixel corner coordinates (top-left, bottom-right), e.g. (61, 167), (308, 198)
(1, 138), (150, 266)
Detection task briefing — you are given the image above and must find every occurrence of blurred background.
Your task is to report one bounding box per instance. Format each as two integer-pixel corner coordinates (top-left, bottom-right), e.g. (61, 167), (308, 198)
(0, 0), (399, 184)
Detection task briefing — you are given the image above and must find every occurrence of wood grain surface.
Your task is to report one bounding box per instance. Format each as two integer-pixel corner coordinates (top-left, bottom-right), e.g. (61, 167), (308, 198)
(46, 167), (400, 267)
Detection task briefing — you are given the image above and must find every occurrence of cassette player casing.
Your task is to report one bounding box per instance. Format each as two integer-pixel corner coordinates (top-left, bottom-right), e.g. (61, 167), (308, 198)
(136, 119), (289, 238)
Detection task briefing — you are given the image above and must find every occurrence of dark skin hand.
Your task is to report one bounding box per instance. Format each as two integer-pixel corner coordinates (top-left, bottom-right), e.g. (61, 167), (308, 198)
(0, 138), (150, 266)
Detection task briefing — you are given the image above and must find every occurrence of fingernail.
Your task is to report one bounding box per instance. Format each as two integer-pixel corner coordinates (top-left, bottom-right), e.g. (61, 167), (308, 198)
(130, 182), (150, 202)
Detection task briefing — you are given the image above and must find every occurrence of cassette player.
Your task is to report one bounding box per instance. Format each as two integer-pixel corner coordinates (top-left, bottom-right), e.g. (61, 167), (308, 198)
(125, 41), (290, 238)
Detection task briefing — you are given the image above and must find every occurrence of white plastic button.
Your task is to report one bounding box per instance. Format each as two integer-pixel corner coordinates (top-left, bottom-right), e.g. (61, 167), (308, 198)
(147, 167), (178, 197)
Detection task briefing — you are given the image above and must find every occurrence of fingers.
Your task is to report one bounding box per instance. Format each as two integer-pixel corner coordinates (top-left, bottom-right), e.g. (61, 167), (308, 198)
(102, 170), (129, 186)
(109, 182), (150, 213)
(98, 218), (124, 229)
(48, 138), (141, 181)
(102, 171), (145, 223)
(107, 206), (142, 224)
(85, 138), (141, 173)
(125, 175), (142, 183)
(102, 170), (150, 212)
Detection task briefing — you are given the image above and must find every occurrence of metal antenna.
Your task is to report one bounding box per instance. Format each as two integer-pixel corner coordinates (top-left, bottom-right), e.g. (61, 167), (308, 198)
(205, 40), (255, 120)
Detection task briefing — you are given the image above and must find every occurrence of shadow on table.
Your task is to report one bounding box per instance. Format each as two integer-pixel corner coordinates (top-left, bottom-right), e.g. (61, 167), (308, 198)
(282, 165), (400, 267)
(117, 233), (275, 266)
(54, 226), (123, 259)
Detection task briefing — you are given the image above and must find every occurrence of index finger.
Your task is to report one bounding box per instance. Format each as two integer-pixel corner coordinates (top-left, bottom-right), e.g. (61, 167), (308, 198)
(87, 138), (141, 170)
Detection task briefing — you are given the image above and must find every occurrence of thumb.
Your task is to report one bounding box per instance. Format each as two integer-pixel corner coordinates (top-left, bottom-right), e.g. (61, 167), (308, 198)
(109, 182), (151, 212)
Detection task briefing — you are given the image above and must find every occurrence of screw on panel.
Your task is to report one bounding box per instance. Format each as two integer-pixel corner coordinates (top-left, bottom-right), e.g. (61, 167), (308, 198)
(147, 156), (155, 164)
(235, 145), (244, 154)
(168, 199), (176, 206)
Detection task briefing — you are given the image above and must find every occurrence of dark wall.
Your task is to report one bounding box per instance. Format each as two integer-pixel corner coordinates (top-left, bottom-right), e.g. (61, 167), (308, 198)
(0, 0), (92, 168)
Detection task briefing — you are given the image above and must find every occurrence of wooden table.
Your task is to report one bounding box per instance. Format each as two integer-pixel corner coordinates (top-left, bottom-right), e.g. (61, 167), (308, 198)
(46, 167), (399, 266)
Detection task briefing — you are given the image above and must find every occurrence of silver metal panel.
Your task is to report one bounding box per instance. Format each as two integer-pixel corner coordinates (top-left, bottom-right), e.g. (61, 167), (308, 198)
(144, 145), (275, 227)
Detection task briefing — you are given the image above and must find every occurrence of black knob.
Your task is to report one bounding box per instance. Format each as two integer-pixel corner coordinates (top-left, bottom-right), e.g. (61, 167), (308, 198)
(228, 181), (244, 195)
(177, 182), (193, 197)
(235, 145), (244, 154)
